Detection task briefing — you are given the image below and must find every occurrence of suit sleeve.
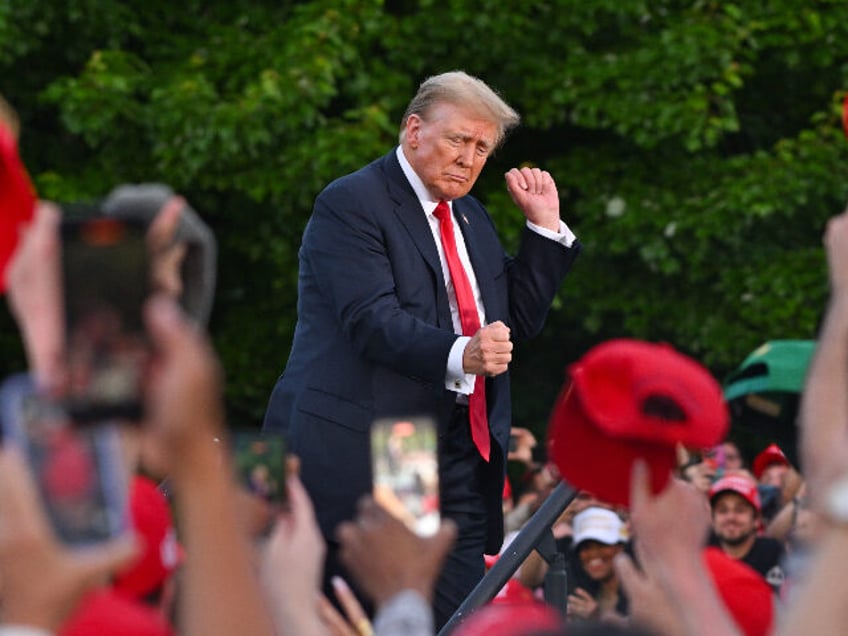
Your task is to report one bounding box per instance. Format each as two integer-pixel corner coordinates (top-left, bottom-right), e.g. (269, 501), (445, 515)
(505, 227), (582, 342)
(300, 181), (457, 386)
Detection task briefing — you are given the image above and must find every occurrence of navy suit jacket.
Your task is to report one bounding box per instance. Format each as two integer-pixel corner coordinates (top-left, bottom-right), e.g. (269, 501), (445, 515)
(263, 149), (581, 543)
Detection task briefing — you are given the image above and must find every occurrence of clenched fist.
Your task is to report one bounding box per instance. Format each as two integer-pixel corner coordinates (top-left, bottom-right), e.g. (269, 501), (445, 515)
(462, 321), (512, 377)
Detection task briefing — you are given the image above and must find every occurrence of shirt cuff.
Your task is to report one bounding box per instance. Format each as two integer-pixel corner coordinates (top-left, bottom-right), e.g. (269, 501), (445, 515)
(373, 590), (433, 636)
(446, 337), (474, 395)
(526, 219), (576, 247)
(0, 627), (54, 636)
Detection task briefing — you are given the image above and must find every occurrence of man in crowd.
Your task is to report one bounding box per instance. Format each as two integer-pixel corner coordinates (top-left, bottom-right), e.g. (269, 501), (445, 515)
(708, 474), (785, 594)
(263, 70), (581, 627)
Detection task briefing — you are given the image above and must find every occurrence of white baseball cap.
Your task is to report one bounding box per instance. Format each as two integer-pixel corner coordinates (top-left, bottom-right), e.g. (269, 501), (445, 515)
(572, 507), (627, 549)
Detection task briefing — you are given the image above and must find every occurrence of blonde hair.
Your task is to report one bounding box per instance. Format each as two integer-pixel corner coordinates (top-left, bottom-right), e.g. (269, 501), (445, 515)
(399, 71), (520, 147)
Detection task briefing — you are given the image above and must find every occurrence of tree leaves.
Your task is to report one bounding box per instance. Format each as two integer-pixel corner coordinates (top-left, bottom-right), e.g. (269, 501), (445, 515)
(2, 1), (848, 427)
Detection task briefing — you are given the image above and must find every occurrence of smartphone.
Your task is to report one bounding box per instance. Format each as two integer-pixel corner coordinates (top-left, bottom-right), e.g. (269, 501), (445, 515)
(231, 430), (287, 507)
(230, 430), (287, 537)
(101, 184), (218, 327)
(61, 215), (151, 423)
(370, 415), (440, 537)
(0, 373), (130, 546)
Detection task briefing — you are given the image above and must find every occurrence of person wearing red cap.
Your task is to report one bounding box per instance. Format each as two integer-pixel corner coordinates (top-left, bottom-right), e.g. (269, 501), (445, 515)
(708, 473), (785, 594)
(616, 462), (774, 636)
(752, 442), (791, 487)
(111, 474), (181, 612)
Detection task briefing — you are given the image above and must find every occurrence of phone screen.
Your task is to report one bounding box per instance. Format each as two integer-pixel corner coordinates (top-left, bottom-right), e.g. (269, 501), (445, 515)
(230, 430), (287, 537)
(232, 430), (287, 506)
(61, 216), (151, 423)
(0, 374), (129, 546)
(371, 415), (440, 537)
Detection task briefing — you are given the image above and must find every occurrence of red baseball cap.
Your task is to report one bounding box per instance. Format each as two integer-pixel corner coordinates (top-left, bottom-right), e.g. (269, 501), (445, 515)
(752, 443), (789, 480)
(0, 119), (37, 294)
(453, 599), (563, 636)
(60, 588), (175, 636)
(709, 473), (762, 513)
(492, 578), (536, 604)
(548, 339), (729, 506)
(703, 547), (774, 636)
(112, 475), (182, 599)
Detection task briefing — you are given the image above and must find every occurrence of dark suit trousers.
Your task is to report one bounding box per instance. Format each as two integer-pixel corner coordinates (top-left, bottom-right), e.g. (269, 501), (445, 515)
(433, 403), (504, 631)
(320, 404), (503, 632)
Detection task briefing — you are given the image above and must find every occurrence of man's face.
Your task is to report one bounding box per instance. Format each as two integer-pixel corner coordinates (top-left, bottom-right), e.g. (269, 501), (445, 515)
(759, 463), (789, 488)
(721, 442), (743, 470)
(403, 102), (498, 201)
(711, 492), (758, 547)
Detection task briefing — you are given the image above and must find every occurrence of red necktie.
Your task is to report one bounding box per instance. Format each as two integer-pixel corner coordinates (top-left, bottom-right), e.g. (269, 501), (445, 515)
(433, 200), (490, 462)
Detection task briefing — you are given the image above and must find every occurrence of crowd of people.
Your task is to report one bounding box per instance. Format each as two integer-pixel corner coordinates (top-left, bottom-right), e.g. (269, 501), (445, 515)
(497, 433), (805, 634)
(2, 71), (848, 636)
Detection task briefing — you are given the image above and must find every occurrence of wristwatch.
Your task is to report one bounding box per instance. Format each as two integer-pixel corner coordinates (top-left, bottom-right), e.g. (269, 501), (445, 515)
(825, 474), (848, 524)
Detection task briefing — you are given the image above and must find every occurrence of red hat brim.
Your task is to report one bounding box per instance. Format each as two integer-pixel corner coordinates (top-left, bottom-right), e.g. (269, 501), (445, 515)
(547, 382), (676, 507)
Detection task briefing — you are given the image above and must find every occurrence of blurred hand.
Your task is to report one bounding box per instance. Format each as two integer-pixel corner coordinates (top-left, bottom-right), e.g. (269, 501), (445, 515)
(507, 426), (537, 465)
(261, 472), (327, 635)
(566, 587), (599, 620)
(143, 295), (226, 472)
(615, 461), (712, 635)
(825, 210), (848, 295)
(316, 577), (372, 636)
(5, 201), (65, 394)
(336, 496), (456, 607)
(463, 321), (512, 377)
(0, 449), (137, 632)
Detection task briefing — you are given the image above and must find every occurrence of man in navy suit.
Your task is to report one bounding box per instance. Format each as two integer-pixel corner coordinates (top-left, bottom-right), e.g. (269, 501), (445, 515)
(263, 70), (581, 628)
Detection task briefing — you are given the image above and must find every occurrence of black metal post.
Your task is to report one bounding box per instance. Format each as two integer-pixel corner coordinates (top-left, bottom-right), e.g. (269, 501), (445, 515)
(437, 480), (577, 635)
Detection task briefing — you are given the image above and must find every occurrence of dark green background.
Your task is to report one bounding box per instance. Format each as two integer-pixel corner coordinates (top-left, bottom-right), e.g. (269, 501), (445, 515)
(2, 1), (845, 458)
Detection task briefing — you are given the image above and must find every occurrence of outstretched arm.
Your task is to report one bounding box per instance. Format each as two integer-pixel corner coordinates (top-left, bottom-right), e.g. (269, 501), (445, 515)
(778, 210), (848, 635)
(799, 211), (848, 498)
(616, 462), (742, 636)
(144, 296), (275, 636)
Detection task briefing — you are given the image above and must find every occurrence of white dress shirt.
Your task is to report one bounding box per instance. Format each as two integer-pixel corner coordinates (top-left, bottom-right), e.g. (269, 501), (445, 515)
(395, 146), (576, 395)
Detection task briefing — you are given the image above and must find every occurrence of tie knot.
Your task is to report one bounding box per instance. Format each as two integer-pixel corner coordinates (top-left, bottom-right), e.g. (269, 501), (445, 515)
(433, 200), (451, 222)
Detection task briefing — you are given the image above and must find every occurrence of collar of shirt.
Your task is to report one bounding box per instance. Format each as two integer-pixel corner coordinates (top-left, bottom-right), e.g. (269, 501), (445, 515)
(395, 146), (486, 336)
(396, 146), (442, 216)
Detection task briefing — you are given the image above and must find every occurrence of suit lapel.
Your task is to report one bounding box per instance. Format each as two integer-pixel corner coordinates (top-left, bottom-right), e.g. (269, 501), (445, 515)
(381, 153), (442, 276)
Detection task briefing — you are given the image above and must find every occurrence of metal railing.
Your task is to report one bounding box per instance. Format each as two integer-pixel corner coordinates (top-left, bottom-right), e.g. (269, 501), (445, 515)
(438, 480), (577, 635)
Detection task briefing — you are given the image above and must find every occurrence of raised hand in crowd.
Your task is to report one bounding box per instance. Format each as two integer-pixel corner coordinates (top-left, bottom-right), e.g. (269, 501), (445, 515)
(318, 577), (372, 636)
(615, 461), (741, 636)
(506, 426), (537, 467)
(0, 448), (138, 633)
(4, 201), (64, 394)
(336, 496), (457, 635)
(779, 208), (848, 634)
(261, 468), (328, 636)
(798, 209), (848, 496)
(143, 295), (276, 636)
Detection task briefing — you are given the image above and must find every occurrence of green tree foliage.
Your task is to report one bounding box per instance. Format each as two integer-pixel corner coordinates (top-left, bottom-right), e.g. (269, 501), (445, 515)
(2, 1), (847, 430)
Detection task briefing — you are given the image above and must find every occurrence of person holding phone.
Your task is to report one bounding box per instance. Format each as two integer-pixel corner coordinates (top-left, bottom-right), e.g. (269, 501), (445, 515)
(263, 70), (581, 628)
